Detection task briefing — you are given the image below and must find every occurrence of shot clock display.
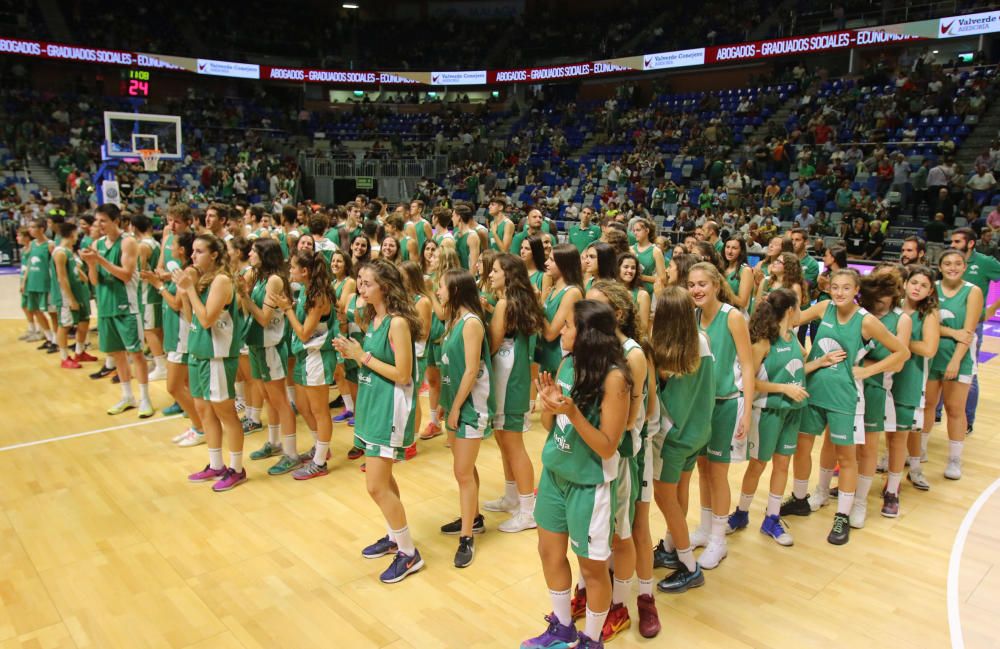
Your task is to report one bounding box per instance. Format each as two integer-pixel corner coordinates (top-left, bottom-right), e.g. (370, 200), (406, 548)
(120, 69), (152, 97)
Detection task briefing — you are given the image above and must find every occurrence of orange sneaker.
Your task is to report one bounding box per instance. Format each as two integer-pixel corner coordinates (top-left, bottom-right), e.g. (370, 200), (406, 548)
(601, 602), (631, 642)
(419, 422), (442, 440)
(61, 357), (82, 369)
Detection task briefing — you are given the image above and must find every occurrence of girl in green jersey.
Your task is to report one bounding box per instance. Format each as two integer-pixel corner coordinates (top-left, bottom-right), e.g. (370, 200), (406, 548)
(755, 252), (804, 307)
(330, 250), (358, 428)
(581, 241), (616, 293)
(722, 237), (755, 312)
(420, 246), (462, 440)
(400, 262), (432, 440)
(484, 253), (545, 533)
(523, 300), (631, 649)
(379, 235), (400, 265)
(617, 252), (651, 336)
(334, 260), (425, 584)
(537, 244), (583, 375)
(922, 251), (983, 482)
(520, 235), (551, 297)
(630, 218), (666, 294)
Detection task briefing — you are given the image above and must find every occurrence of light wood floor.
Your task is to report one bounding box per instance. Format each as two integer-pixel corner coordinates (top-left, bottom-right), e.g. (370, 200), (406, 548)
(1, 286), (998, 648)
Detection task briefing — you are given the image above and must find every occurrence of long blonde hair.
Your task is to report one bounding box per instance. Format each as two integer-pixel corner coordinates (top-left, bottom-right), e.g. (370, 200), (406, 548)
(688, 261), (735, 305)
(651, 286), (701, 376)
(194, 233), (232, 293)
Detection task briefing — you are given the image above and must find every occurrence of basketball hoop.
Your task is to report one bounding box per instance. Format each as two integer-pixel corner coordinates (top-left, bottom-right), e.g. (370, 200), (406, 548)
(138, 148), (162, 172)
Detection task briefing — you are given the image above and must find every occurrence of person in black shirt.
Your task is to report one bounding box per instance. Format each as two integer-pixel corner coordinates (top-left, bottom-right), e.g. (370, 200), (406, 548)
(923, 211), (949, 244)
(864, 220), (885, 260)
(843, 217), (869, 258)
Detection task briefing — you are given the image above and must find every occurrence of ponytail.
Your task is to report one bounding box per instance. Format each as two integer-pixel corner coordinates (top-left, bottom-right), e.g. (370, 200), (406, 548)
(748, 288), (798, 343)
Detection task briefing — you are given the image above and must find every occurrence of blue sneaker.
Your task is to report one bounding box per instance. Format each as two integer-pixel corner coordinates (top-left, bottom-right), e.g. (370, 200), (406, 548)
(657, 564), (705, 594)
(653, 540), (680, 569)
(379, 549), (424, 584)
(727, 508), (749, 534)
(163, 402), (184, 416)
(333, 409), (354, 423)
(520, 614), (579, 649)
(760, 514), (794, 546)
(362, 535), (399, 559)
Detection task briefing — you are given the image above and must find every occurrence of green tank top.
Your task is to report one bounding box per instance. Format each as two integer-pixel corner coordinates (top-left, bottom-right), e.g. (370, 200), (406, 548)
(632, 243), (656, 293)
(291, 289), (336, 355)
(51, 245), (88, 308)
(25, 239), (51, 292)
(529, 270), (544, 292)
(657, 333), (716, 443)
(892, 310), (927, 408)
(355, 314), (418, 446)
(246, 278), (286, 347)
(455, 231), (472, 269)
(863, 307), (903, 391)
(141, 237), (162, 306)
(698, 303), (743, 399)
(188, 285), (241, 359)
(493, 328), (537, 420)
(490, 219), (511, 251)
(621, 338), (646, 457)
(399, 235), (412, 262)
(805, 303), (869, 414)
(95, 235), (140, 317)
(162, 233), (177, 268)
(753, 332), (806, 410)
(414, 218), (431, 252)
(726, 264), (753, 312)
(542, 355), (619, 485)
(537, 285), (571, 373)
(932, 281), (976, 377)
(161, 282), (184, 353)
(440, 312), (495, 428)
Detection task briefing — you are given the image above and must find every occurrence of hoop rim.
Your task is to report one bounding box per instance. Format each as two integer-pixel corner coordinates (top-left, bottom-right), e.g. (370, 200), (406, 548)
(137, 148), (162, 171)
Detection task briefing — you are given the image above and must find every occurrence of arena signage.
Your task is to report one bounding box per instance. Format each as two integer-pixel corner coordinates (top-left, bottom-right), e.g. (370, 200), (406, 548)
(643, 48), (707, 70)
(938, 10), (1000, 38)
(706, 27), (922, 63)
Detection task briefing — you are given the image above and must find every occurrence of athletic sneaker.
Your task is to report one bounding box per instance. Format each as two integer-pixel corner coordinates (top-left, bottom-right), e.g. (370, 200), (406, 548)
(298, 445), (331, 463)
(89, 365), (115, 379)
(657, 564), (705, 593)
(779, 494), (812, 516)
(483, 495), (518, 514)
(362, 535), (398, 559)
(188, 465), (228, 482)
(881, 492), (900, 518)
(653, 540), (680, 569)
(267, 455), (302, 476)
(967, 425), (974, 436)
(148, 365), (167, 381)
(440, 514), (485, 535)
(212, 468), (247, 492)
(808, 489), (831, 511)
(138, 401), (155, 419)
(107, 397), (137, 415)
(689, 527), (709, 549)
(19, 331), (38, 341)
(45, 342), (59, 354)
(75, 351), (98, 362)
(347, 446), (364, 460)
(907, 469), (930, 491)
(760, 514), (793, 546)
(499, 510), (537, 533)
(403, 443), (417, 460)
(875, 454), (888, 474)
(827, 513), (850, 545)
(570, 585), (587, 621)
(37, 340), (52, 351)
(601, 602), (631, 642)
(172, 428), (193, 443)
(379, 549), (424, 584)
(163, 402), (183, 416)
(333, 409), (354, 423)
(329, 395), (344, 409)
(849, 501), (867, 529)
(944, 458), (962, 480)
(235, 400), (246, 415)
(520, 614), (579, 649)
(176, 430), (205, 447)
(241, 418), (263, 435)
(454, 535), (474, 568)
(249, 441), (282, 461)
(727, 508), (749, 533)
(347, 416), (355, 427)
(577, 632), (603, 649)
(292, 460), (329, 480)
(921, 450), (928, 463)
(699, 539), (727, 569)
(419, 421), (442, 440)
(60, 357), (82, 369)
(636, 594), (661, 638)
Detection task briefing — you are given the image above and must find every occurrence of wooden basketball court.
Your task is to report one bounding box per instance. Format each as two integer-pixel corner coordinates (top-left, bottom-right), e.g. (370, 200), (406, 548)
(0, 274), (997, 649)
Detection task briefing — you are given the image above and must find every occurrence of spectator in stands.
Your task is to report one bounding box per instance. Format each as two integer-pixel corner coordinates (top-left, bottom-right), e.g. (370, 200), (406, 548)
(792, 177), (811, 207)
(927, 160), (952, 214)
(864, 220), (885, 260)
(967, 166), (997, 206)
(844, 217), (868, 259)
(834, 179), (854, 213)
(987, 204), (1000, 231)
(977, 227), (999, 260)
(794, 206), (814, 231)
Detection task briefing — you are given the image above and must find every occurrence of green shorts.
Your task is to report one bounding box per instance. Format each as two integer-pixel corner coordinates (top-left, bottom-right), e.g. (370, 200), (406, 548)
(703, 397), (747, 464)
(142, 302), (163, 330)
(57, 302), (90, 327)
(535, 467), (616, 561)
(354, 435), (408, 461)
(928, 368), (975, 385)
(612, 455), (639, 540)
(344, 359), (359, 384)
(863, 384), (896, 433)
(98, 314), (144, 353)
(167, 350), (188, 365)
(249, 344), (288, 382)
(800, 404), (864, 446)
(425, 341), (441, 368)
(25, 291), (49, 311)
(749, 408), (801, 462)
(893, 402), (923, 432)
(652, 414), (711, 484)
(188, 356), (238, 402)
(20, 291), (28, 309)
(293, 349), (336, 386)
(635, 434), (653, 503)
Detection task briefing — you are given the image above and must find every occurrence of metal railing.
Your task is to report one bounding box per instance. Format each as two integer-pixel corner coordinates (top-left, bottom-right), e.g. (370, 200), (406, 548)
(302, 155), (448, 179)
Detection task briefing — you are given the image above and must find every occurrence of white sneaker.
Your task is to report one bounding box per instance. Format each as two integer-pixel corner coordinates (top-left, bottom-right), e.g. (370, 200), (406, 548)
(689, 527), (710, 549)
(944, 457), (962, 480)
(908, 468), (931, 491)
(849, 501), (867, 529)
(875, 454), (888, 473)
(699, 539), (727, 569)
(177, 430), (205, 447)
(172, 428), (194, 443)
(483, 495), (518, 513)
(920, 450), (928, 463)
(17, 330), (33, 341)
(148, 365), (167, 381)
(808, 489), (831, 512)
(498, 510), (537, 533)
(25, 332), (44, 342)
(235, 399), (246, 415)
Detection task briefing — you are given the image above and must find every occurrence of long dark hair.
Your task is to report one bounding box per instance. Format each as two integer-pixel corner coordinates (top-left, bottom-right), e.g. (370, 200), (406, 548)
(693, 240), (724, 273)
(442, 268), (485, 324)
(331, 249), (354, 280)
(351, 234), (371, 264)
(251, 237), (290, 300)
(175, 230), (195, 267)
(903, 264), (939, 319)
(749, 288), (798, 344)
(360, 258), (422, 339)
(826, 245), (848, 272)
(617, 252), (643, 291)
(670, 252), (699, 288)
(551, 243), (584, 289)
(724, 237), (748, 271)
(523, 234), (546, 271)
(291, 249), (335, 311)
(570, 300), (633, 410)
(587, 241), (618, 281)
(496, 253), (544, 336)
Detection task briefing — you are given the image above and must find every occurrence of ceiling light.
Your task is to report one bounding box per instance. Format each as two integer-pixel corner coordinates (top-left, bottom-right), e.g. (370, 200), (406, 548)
(343, 3), (359, 8)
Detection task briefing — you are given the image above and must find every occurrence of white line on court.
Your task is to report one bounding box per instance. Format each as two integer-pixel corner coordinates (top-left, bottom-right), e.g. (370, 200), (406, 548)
(0, 416), (181, 453)
(948, 476), (1000, 649)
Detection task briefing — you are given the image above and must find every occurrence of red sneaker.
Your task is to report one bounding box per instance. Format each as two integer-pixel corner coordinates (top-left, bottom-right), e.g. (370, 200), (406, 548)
(419, 422), (442, 440)
(404, 443), (417, 460)
(75, 351), (98, 362)
(636, 594), (661, 638)
(570, 585), (587, 621)
(61, 357), (82, 369)
(601, 602), (631, 642)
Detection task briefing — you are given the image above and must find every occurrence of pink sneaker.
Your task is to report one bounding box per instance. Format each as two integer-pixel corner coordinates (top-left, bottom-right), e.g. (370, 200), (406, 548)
(188, 464), (227, 482)
(212, 468), (248, 492)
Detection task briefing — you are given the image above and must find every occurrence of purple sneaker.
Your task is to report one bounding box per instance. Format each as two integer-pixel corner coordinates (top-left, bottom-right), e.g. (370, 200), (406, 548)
(520, 614), (579, 649)
(188, 464), (227, 482)
(577, 632), (604, 648)
(333, 409), (354, 423)
(212, 468), (248, 492)
(348, 416), (355, 427)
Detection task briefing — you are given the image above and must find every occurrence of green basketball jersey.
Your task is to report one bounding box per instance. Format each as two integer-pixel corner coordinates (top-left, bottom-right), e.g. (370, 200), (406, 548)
(529, 270), (544, 292)
(51, 245), (88, 308)
(413, 218), (431, 252)
(962, 251), (1000, 320)
(490, 219), (513, 252)
(726, 264), (753, 312)
(537, 285), (571, 373)
(932, 281), (976, 377)
(161, 282), (185, 354)
(805, 303), (869, 414)
(140, 237), (162, 306)
(440, 312), (495, 430)
(399, 235), (412, 262)
(657, 333), (716, 441)
(541, 355), (619, 485)
(892, 310), (927, 408)
(620, 338), (646, 457)
(25, 239), (51, 293)
(246, 279), (286, 347)
(863, 307), (903, 391)
(188, 285), (241, 359)
(698, 303), (742, 399)
(632, 243), (656, 293)
(355, 314), (418, 449)
(753, 332), (806, 410)
(95, 235), (140, 317)
(290, 289), (336, 355)
(493, 329), (537, 422)
(455, 230), (472, 269)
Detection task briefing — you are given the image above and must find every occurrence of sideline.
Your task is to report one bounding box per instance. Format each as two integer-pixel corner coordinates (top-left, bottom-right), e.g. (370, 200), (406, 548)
(0, 415), (181, 452)
(948, 476), (1000, 649)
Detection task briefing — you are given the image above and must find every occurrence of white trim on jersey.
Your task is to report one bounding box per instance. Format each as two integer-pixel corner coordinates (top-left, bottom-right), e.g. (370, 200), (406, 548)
(587, 481), (614, 561)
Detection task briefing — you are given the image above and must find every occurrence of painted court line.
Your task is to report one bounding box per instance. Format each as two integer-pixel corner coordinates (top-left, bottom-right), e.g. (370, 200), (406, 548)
(948, 476), (1000, 649)
(0, 415), (181, 452)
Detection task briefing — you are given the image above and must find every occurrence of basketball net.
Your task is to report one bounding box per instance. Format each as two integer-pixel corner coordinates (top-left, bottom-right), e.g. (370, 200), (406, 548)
(138, 149), (162, 172)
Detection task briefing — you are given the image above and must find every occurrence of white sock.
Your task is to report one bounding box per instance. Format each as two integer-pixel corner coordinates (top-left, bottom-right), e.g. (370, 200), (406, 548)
(430, 409), (439, 425)
(908, 456), (922, 472)
(550, 588), (572, 626)
(208, 447), (224, 470)
(817, 467), (834, 494)
(662, 531), (675, 551)
(268, 424), (280, 445)
(105, 356), (115, 369)
(921, 431), (930, 455)
(949, 440), (964, 460)
(75, 341), (84, 354)
(281, 434), (297, 457)
(386, 523), (396, 543)
(584, 607), (609, 642)
(638, 577), (654, 597)
(677, 546), (696, 571)
(154, 354), (166, 370)
(230, 451), (243, 473)
(855, 475), (873, 503)
(120, 381), (134, 402)
(234, 381), (246, 401)
(710, 514), (728, 542)
(518, 493), (536, 515)
(698, 506), (713, 533)
(286, 385), (295, 403)
(247, 406), (260, 423)
(738, 492), (754, 512)
(837, 490), (855, 515)
(28, 321), (38, 333)
(578, 570), (587, 589)
(766, 493), (782, 517)
(60, 347), (69, 360)
(138, 383), (150, 402)
(310, 430), (317, 442)
(887, 472), (902, 495)
(343, 394), (354, 411)
(392, 525), (415, 556)
(612, 576), (632, 605)
(504, 480), (517, 502)
(44, 329), (54, 342)
(313, 441), (329, 466)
